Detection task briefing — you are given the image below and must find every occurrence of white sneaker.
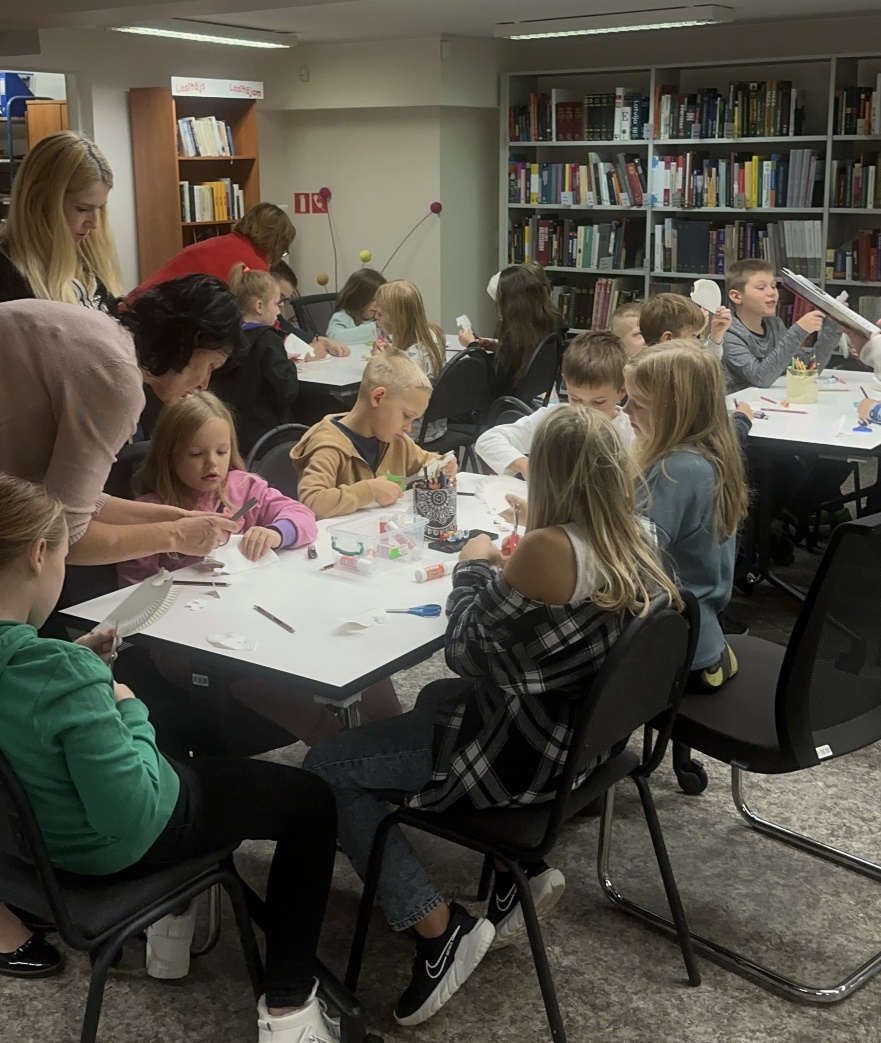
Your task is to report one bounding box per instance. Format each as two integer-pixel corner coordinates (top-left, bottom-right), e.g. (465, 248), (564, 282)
(257, 980), (340, 1043)
(145, 902), (197, 979)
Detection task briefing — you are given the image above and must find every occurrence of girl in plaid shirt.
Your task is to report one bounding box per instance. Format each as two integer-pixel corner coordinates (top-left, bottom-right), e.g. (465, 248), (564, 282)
(305, 408), (680, 1030)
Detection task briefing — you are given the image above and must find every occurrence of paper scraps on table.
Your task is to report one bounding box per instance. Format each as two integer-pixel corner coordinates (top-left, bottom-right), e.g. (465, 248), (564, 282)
(340, 608), (389, 630)
(833, 415), (848, 438)
(207, 632), (258, 652)
(186, 598), (209, 611)
(474, 475), (529, 519)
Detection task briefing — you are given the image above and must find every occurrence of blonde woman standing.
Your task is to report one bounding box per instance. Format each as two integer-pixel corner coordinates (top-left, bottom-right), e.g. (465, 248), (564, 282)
(0, 130), (122, 308)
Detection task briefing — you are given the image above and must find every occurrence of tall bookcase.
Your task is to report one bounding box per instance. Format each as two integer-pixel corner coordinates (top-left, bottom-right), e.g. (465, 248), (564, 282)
(129, 87), (261, 280)
(1, 99), (68, 225)
(502, 52), (881, 333)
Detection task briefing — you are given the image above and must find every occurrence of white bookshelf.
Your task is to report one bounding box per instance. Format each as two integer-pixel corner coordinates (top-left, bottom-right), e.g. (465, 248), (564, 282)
(502, 51), (881, 327)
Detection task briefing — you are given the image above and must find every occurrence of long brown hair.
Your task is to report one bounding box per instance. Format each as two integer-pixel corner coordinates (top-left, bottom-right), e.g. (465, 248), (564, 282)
(234, 203), (296, 267)
(336, 268), (386, 324)
(625, 343), (749, 540)
(495, 264), (558, 384)
(528, 407), (681, 616)
(374, 279), (445, 377)
(0, 131), (123, 303)
(0, 474), (67, 570)
(137, 392), (245, 509)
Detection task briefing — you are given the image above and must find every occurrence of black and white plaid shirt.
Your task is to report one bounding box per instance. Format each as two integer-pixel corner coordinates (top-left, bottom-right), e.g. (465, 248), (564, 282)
(408, 559), (622, 812)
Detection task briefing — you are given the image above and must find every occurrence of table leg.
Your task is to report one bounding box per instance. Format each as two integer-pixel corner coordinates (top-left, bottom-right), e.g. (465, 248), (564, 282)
(752, 452), (806, 603)
(313, 689), (363, 730)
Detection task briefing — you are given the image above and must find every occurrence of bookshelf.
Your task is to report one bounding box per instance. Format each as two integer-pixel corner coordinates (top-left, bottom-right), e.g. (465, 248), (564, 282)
(502, 52), (881, 332)
(0, 99), (68, 226)
(129, 87), (261, 280)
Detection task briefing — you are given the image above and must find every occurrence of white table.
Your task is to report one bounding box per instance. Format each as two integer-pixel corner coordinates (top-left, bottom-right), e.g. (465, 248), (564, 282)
(296, 336), (463, 392)
(61, 474), (515, 725)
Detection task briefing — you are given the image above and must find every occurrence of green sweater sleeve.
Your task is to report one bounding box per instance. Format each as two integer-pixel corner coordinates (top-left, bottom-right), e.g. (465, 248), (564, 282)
(35, 653), (178, 845)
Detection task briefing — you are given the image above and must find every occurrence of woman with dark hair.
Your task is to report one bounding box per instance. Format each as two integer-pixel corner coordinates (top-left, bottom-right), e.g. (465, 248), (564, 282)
(0, 274), (243, 568)
(131, 202), (296, 298)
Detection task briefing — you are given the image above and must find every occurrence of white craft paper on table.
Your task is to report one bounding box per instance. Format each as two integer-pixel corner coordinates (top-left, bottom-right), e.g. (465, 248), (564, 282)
(690, 279), (722, 313)
(474, 475), (530, 518)
(174, 536), (279, 580)
(207, 632), (258, 651)
(340, 608), (389, 629)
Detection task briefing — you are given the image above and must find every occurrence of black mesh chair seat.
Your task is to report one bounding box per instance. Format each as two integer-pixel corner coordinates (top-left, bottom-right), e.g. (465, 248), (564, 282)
(0, 846), (237, 942)
(415, 347), (490, 469)
(672, 636), (785, 773)
(253, 440), (301, 499)
(291, 293), (336, 338)
(422, 422), (481, 458)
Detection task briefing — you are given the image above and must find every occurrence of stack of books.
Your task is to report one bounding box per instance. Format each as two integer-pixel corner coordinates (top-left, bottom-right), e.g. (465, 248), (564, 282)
(833, 81), (881, 136)
(509, 153), (647, 206)
(508, 93), (552, 142)
(552, 280), (642, 330)
(177, 116), (236, 157)
(830, 154), (881, 208)
(179, 179), (245, 223)
(508, 216), (643, 269)
(650, 149), (822, 209)
(827, 232), (881, 282)
(652, 80), (804, 140)
(653, 217), (824, 279)
(508, 87), (650, 142)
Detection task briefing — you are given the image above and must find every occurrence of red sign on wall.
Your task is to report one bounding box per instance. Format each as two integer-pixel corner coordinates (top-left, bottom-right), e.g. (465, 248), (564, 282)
(293, 193), (312, 214)
(311, 192), (328, 214)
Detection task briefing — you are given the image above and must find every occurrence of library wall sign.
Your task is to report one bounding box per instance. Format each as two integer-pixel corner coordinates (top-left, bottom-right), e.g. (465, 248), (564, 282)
(171, 77), (264, 100)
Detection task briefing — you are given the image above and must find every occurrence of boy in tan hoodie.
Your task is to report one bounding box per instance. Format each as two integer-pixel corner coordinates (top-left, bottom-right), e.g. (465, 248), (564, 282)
(291, 353), (457, 519)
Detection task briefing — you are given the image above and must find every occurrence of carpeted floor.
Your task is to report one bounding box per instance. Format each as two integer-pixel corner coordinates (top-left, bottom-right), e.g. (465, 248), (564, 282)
(4, 541), (881, 1043)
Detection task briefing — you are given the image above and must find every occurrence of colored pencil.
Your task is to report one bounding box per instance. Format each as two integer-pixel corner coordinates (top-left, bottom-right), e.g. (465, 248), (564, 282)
(762, 407), (808, 414)
(253, 604), (295, 633)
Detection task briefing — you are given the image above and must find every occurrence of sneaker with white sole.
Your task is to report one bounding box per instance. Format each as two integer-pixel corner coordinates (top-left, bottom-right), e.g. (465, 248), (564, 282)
(145, 902), (196, 980)
(394, 902), (495, 1027)
(487, 864), (565, 948)
(257, 980), (340, 1043)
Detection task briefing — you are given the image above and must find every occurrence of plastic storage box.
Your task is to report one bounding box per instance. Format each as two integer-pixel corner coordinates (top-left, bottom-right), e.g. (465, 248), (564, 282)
(327, 513), (426, 576)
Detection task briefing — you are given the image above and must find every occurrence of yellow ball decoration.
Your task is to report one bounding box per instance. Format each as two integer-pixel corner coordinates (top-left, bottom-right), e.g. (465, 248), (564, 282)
(359, 249), (372, 263)
(316, 273), (329, 287)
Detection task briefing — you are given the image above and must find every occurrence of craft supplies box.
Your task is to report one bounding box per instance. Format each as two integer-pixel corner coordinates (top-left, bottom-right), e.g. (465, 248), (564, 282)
(327, 514), (426, 576)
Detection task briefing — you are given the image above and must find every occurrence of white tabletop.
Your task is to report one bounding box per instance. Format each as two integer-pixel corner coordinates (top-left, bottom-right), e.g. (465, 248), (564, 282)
(729, 371), (881, 454)
(296, 336), (463, 390)
(62, 474), (518, 702)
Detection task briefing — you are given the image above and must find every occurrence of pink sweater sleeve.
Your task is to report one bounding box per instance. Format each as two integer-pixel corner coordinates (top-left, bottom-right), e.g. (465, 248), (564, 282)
(116, 493), (196, 586)
(240, 473), (318, 547)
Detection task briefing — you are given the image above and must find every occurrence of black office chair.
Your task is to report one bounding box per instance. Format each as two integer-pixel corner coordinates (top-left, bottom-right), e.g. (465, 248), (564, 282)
(0, 749), (261, 1043)
(414, 347), (490, 470)
(245, 423), (310, 470)
(346, 593), (701, 1043)
(483, 395), (535, 431)
(292, 293), (337, 338)
(513, 332), (564, 407)
(603, 514), (881, 1004)
(251, 439), (303, 499)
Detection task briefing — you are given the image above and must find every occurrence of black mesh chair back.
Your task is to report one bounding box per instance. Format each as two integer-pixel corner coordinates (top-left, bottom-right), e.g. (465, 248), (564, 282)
(292, 293), (336, 337)
(484, 395), (534, 431)
(513, 332), (564, 406)
(775, 512), (881, 769)
(415, 347), (490, 445)
(245, 423), (309, 470)
(254, 440), (302, 499)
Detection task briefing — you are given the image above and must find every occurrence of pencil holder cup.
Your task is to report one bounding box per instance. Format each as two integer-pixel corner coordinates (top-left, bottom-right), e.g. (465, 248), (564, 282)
(413, 484), (457, 540)
(785, 369), (819, 404)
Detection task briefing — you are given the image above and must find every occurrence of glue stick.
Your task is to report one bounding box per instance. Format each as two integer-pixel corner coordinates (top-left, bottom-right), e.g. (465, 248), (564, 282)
(415, 562), (453, 583)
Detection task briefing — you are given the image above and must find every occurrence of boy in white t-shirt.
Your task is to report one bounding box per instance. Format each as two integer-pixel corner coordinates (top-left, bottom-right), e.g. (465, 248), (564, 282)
(476, 331), (634, 478)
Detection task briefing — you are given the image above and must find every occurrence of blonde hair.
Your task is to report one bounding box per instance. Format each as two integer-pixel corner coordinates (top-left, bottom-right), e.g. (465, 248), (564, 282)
(374, 280), (445, 377)
(0, 131), (123, 304)
(639, 293), (706, 346)
(228, 262), (277, 316)
(233, 203), (296, 267)
(528, 409), (681, 616)
(562, 331), (626, 390)
(625, 343), (749, 541)
(137, 392), (245, 509)
(609, 301), (643, 335)
(726, 257), (775, 298)
(358, 353), (432, 402)
(0, 474), (67, 570)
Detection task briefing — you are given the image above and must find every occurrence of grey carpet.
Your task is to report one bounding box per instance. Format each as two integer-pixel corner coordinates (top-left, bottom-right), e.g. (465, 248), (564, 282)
(4, 540), (881, 1042)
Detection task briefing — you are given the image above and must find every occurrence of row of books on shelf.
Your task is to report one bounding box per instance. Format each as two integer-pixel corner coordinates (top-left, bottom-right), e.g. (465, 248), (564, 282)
(653, 80), (805, 141)
(830, 156), (881, 209)
(653, 217), (824, 281)
(508, 217), (644, 270)
(177, 116), (236, 158)
(178, 179), (245, 223)
(828, 231), (881, 283)
(650, 149), (822, 209)
(508, 89), (650, 142)
(509, 154), (647, 207)
(832, 80), (881, 136)
(551, 278), (641, 331)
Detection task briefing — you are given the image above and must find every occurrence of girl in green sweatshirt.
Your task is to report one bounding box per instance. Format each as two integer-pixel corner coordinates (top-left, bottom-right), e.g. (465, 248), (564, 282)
(0, 474), (340, 1042)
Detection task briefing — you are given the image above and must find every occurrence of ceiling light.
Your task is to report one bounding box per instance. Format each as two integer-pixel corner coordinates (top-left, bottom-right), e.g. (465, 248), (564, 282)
(110, 20), (296, 49)
(494, 5), (734, 40)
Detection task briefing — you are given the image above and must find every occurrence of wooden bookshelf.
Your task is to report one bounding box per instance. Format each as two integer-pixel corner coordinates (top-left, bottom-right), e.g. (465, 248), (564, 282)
(502, 51), (881, 329)
(0, 99), (68, 224)
(128, 87), (261, 281)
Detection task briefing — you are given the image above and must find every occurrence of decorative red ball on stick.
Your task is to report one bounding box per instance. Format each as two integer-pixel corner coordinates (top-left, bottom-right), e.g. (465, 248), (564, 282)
(319, 187), (332, 200)
(430, 201), (442, 214)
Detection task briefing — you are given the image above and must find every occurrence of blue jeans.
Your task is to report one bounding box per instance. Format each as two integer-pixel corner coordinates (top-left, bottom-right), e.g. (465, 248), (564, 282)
(303, 706), (445, 932)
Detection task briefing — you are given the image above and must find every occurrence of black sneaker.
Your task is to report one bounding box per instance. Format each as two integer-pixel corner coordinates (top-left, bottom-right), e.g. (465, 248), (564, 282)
(486, 864), (566, 949)
(394, 903), (494, 1027)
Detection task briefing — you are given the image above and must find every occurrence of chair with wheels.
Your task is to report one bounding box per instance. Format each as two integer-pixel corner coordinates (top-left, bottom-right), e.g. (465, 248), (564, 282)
(512, 332), (564, 408)
(346, 593), (702, 1043)
(415, 347), (490, 471)
(603, 513), (881, 1004)
(292, 293), (337, 338)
